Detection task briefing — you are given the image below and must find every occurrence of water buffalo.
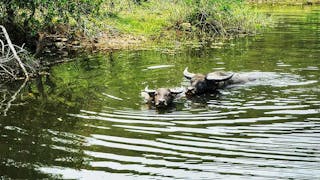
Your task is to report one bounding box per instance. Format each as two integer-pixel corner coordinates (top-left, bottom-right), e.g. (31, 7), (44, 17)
(183, 67), (255, 95)
(143, 86), (183, 108)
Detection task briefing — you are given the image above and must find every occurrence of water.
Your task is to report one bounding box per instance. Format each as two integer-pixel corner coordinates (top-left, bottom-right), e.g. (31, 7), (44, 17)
(1, 7), (320, 179)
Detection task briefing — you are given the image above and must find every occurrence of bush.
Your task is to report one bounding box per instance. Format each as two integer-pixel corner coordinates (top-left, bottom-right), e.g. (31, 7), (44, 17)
(177, 0), (267, 38)
(0, 0), (103, 46)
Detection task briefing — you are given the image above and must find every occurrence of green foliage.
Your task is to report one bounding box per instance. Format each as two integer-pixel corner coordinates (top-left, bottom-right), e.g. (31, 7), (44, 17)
(102, 0), (177, 35)
(0, 0), (270, 50)
(0, 0), (103, 35)
(103, 0), (269, 40)
(181, 0), (266, 37)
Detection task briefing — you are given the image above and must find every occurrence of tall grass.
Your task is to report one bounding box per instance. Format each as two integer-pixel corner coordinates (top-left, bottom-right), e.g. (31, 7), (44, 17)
(179, 0), (270, 38)
(247, 0), (319, 5)
(100, 0), (270, 40)
(102, 0), (186, 35)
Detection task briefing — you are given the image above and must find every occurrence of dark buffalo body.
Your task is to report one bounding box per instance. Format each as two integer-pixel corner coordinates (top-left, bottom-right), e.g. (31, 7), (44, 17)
(184, 67), (254, 95)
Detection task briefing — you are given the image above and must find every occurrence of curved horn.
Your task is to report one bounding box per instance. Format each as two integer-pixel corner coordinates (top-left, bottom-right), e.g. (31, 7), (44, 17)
(144, 86), (156, 93)
(183, 67), (196, 80)
(169, 87), (184, 95)
(144, 86), (156, 97)
(206, 72), (234, 82)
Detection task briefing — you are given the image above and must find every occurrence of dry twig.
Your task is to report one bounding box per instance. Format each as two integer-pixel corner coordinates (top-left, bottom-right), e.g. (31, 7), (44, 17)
(0, 25), (39, 81)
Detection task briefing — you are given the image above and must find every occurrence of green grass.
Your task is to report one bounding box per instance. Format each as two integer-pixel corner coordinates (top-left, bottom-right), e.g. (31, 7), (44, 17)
(108, 13), (169, 35)
(102, 1), (176, 36)
(247, 0), (320, 5)
(100, 0), (270, 41)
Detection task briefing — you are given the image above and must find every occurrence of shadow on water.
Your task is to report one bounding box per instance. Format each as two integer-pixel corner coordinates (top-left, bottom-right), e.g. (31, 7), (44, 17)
(1, 6), (320, 180)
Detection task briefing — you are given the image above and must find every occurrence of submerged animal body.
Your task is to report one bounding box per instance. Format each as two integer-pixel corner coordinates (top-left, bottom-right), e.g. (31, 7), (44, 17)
(183, 67), (254, 95)
(143, 86), (183, 108)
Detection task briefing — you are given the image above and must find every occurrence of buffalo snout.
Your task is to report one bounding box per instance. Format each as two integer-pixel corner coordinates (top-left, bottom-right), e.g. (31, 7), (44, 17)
(155, 98), (167, 107)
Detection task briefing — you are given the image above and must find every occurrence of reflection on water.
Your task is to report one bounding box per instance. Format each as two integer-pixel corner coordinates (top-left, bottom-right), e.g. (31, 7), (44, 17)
(1, 6), (320, 180)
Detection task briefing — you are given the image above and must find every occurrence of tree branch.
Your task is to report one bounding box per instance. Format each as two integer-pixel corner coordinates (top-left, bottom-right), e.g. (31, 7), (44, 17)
(0, 25), (29, 80)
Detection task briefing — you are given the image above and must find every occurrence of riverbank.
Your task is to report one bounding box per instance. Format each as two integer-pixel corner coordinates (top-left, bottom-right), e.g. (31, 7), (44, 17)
(1, 0), (319, 82)
(43, 0), (320, 56)
(2, 0), (319, 57)
(33, 0), (271, 57)
(247, 0), (320, 5)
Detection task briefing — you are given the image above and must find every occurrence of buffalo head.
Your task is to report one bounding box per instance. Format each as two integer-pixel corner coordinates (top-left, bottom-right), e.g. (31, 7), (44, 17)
(183, 67), (234, 95)
(144, 86), (183, 108)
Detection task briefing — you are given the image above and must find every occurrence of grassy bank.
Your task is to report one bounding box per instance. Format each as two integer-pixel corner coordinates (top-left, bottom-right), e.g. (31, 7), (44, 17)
(100, 0), (270, 42)
(0, 0), (272, 55)
(247, 0), (320, 5)
(1, 0), (313, 81)
(2, 0), (318, 55)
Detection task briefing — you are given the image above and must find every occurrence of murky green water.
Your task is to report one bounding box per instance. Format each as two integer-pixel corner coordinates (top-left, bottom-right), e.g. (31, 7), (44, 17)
(1, 6), (320, 179)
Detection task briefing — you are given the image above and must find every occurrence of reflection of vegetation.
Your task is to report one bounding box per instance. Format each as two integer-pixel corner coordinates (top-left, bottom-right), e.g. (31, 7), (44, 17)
(0, 55), (120, 177)
(0, 78), (89, 179)
(0, 80), (28, 116)
(0, 52), (158, 178)
(0, 111), (88, 178)
(48, 56), (110, 108)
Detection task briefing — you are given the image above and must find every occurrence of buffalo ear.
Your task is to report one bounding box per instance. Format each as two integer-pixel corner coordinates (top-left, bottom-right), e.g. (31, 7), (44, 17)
(144, 86), (156, 97)
(147, 91), (156, 97)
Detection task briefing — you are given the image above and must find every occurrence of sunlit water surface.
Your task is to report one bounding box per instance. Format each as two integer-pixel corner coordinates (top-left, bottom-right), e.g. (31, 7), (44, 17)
(1, 6), (320, 179)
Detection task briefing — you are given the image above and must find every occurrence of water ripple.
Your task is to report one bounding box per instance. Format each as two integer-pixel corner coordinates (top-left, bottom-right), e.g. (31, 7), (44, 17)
(27, 8), (320, 180)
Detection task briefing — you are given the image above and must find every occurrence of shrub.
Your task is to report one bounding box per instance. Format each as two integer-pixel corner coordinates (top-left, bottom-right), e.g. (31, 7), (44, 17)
(0, 0), (103, 45)
(177, 0), (267, 38)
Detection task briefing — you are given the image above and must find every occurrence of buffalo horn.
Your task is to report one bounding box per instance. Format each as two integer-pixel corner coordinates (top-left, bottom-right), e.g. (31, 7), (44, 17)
(144, 86), (156, 93)
(170, 88), (184, 95)
(183, 67), (196, 79)
(206, 72), (234, 81)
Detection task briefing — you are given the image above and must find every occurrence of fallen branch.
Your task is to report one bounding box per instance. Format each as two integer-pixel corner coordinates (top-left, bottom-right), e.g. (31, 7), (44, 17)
(0, 25), (40, 81)
(0, 25), (29, 80)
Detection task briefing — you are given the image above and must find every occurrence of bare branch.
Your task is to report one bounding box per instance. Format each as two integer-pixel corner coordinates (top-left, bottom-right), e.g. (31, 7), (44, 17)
(0, 39), (4, 55)
(0, 25), (29, 79)
(0, 25), (40, 81)
(0, 64), (15, 78)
